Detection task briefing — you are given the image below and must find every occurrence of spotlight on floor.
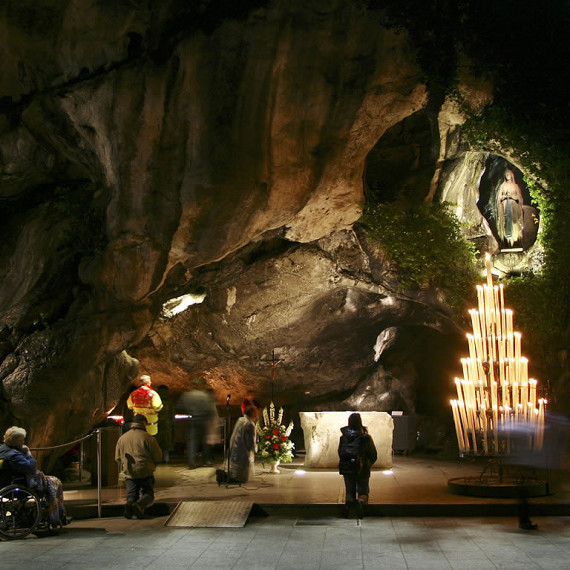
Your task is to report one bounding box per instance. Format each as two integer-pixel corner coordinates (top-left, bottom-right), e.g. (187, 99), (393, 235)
(294, 470), (307, 476)
(382, 470), (394, 476)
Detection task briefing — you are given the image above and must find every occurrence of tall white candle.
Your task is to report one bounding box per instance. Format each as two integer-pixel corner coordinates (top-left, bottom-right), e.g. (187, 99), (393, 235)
(451, 400), (466, 451)
(529, 378), (537, 408)
(493, 286), (501, 337)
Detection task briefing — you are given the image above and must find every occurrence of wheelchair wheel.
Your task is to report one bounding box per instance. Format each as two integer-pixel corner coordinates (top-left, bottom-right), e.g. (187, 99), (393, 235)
(0, 485), (42, 540)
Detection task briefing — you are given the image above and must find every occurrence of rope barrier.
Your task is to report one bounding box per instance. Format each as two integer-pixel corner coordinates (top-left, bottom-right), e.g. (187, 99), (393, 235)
(29, 432), (95, 452)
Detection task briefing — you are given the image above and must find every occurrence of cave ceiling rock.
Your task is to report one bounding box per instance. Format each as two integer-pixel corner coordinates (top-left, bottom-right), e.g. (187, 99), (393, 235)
(0, 0), (460, 448)
(137, 229), (463, 407)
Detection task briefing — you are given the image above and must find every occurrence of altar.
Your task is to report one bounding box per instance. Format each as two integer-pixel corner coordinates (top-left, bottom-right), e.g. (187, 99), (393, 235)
(299, 411), (394, 469)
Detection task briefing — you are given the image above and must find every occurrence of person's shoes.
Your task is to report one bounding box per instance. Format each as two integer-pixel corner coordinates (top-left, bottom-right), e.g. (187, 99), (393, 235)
(519, 520), (538, 530)
(133, 503), (153, 520)
(124, 502), (134, 519)
(61, 516), (73, 526)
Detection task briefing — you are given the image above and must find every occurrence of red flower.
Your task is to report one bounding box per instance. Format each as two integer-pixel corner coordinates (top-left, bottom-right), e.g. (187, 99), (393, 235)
(266, 435), (271, 439)
(272, 429), (279, 435)
(280, 435), (286, 441)
(272, 443), (280, 449)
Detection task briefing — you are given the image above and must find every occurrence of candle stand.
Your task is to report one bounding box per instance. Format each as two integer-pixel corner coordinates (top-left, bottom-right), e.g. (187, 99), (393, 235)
(448, 253), (549, 499)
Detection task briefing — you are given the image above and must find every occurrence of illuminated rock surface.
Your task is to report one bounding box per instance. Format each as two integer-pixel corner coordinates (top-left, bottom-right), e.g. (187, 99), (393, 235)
(2, 1), (555, 462)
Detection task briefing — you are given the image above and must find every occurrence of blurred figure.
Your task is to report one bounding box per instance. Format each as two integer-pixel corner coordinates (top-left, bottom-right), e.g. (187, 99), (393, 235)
(205, 389), (222, 466)
(156, 385), (174, 463)
(229, 405), (259, 483)
(503, 411), (569, 530)
(240, 391), (260, 415)
(115, 415), (162, 519)
(176, 388), (214, 469)
(338, 412), (377, 519)
(127, 375), (163, 436)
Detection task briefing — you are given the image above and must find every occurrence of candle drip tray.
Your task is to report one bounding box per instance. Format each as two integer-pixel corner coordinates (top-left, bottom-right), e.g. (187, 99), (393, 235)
(448, 461), (550, 498)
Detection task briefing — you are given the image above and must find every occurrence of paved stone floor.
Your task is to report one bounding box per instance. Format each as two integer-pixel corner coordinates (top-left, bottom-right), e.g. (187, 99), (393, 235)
(2, 511), (570, 569)
(3, 455), (570, 568)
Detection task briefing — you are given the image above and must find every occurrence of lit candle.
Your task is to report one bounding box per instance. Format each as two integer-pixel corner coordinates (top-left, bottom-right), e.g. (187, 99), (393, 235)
(514, 332), (522, 368)
(520, 357), (528, 384)
(507, 334), (514, 361)
(470, 310), (482, 343)
(489, 361), (497, 408)
(512, 381), (519, 414)
(493, 286), (501, 337)
(506, 309), (513, 338)
(529, 378), (537, 408)
(451, 400), (466, 451)
(461, 358), (470, 383)
(537, 399), (546, 449)
(466, 403), (478, 452)
(477, 285), (485, 314)
(498, 334), (505, 362)
(499, 284), (507, 341)
(467, 335), (476, 361)
(484, 285), (493, 337)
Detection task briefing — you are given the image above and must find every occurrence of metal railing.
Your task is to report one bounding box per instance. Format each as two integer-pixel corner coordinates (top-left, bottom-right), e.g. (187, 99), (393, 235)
(30, 429), (106, 518)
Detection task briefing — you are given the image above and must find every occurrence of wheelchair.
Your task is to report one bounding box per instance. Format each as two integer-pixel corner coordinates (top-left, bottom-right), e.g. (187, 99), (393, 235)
(0, 479), (59, 540)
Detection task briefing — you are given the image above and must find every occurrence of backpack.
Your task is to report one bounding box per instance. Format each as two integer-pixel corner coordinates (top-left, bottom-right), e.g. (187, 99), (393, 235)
(338, 434), (363, 475)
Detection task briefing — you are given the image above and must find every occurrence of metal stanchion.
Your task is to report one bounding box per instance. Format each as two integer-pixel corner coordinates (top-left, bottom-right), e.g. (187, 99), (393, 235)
(96, 429), (102, 518)
(79, 439), (84, 482)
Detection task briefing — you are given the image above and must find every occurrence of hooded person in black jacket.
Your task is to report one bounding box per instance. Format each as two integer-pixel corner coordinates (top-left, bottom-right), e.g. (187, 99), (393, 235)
(338, 412), (377, 518)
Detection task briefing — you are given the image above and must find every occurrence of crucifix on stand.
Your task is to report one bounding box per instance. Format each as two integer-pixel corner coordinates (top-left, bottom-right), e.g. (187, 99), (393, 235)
(268, 349), (282, 402)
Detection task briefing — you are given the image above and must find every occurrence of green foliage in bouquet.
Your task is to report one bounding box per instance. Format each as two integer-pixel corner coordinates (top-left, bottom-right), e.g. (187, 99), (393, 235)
(256, 402), (294, 465)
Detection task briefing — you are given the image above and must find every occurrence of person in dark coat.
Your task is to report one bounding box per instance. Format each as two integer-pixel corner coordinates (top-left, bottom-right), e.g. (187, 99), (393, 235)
(0, 426), (70, 526)
(338, 412), (377, 518)
(176, 389), (213, 469)
(229, 405), (259, 483)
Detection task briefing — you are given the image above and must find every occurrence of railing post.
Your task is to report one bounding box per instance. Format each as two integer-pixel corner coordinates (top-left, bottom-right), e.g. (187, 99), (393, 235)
(96, 428), (102, 518)
(79, 439), (84, 482)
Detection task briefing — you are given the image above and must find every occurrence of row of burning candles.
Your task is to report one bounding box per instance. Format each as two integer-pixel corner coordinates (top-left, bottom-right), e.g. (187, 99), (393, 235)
(451, 390), (546, 454)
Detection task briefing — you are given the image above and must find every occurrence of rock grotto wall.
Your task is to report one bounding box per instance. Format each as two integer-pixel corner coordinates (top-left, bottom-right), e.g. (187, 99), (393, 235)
(6, 0), (545, 462)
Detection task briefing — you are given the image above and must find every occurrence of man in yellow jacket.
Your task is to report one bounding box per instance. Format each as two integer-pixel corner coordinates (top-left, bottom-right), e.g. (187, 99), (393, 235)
(127, 375), (163, 435)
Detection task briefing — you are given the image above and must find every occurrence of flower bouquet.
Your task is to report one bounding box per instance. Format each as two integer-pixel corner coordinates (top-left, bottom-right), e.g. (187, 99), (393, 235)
(256, 402), (294, 471)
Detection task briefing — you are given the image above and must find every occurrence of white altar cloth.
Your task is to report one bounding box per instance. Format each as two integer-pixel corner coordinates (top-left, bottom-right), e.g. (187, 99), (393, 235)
(299, 411), (393, 469)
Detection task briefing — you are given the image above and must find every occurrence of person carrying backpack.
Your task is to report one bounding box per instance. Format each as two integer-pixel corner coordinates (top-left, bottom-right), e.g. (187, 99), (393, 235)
(338, 412), (377, 518)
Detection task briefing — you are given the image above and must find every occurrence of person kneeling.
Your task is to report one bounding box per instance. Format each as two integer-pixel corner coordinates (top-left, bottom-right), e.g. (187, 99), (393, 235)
(115, 414), (162, 519)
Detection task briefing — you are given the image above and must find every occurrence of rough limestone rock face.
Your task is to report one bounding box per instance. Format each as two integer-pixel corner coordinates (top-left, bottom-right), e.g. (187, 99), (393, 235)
(0, 1), (432, 454)
(136, 227), (465, 421)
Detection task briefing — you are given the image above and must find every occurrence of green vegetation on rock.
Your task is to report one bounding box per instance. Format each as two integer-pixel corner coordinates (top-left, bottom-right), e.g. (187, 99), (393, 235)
(361, 201), (477, 316)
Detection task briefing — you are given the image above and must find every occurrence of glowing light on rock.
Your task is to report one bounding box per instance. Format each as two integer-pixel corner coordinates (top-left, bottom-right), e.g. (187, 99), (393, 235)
(161, 293), (206, 318)
(373, 327), (397, 362)
(450, 252), (545, 456)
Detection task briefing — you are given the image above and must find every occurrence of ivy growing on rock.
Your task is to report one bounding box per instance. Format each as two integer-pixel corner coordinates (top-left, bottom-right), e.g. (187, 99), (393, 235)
(361, 201), (477, 316)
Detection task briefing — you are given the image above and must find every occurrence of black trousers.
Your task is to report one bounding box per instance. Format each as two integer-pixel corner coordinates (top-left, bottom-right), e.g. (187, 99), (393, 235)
(343, 474), (370, 502)
(125, 475), (155, 509)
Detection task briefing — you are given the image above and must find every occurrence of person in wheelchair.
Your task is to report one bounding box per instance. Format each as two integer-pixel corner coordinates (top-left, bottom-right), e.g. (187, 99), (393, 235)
(0, 426), (70, 527)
